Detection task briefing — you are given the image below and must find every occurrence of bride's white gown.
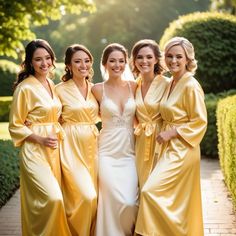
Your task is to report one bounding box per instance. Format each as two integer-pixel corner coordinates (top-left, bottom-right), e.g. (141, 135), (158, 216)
(95, 82), (139, 236)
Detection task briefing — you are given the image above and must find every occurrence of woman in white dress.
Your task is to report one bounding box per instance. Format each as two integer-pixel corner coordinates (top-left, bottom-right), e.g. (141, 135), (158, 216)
(92, 43), (139, 236)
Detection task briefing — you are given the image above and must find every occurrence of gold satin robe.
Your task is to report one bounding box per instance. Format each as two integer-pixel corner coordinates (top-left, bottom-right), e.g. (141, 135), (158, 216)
(8, 75), (71, 236)
(135, 72), (207, 236)
(55, 79), (99, 236)
(134, 75), (169, 188)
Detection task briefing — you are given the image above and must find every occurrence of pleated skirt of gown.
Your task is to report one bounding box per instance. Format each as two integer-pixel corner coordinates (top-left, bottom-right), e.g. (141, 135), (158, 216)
(95, 127), (139, 236)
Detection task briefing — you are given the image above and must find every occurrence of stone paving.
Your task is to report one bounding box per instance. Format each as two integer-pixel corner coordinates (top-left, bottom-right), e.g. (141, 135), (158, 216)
(0, 157), (236, 236)
(201, 158), (236, 236)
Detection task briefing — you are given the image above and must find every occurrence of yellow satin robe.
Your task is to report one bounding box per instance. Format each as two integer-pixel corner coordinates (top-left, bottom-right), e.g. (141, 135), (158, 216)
(134, 75), (169, 188)
(135, 72), (207, 236)
(8, 75), (71, 236)
(55, 79), (99, 236)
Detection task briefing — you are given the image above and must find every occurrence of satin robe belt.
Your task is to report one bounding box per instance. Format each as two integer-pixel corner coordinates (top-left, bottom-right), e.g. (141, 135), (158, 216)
(134, 122), (156, 137)
(162, 120), (182, 128)
(134, 122), (157, 161)
(64, 121), (99, 136)
(31, 122), (65, 140)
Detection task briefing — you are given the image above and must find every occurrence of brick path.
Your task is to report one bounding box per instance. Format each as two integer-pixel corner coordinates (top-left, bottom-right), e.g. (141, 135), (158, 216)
(0, 157), (236, 236)
(201, 158), (236, 236)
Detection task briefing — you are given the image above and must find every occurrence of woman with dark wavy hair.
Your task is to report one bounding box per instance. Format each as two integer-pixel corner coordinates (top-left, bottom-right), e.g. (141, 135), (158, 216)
(55, 44), (99, 236)
(9, 39), (71, 236)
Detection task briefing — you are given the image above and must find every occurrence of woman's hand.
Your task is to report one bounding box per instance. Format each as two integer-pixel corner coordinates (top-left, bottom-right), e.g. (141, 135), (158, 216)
(40, 135), (58, 149)
(26, 134), (58, 149)
(156, 128), (178, 144)
(58, 116), (65, 125)
(24, 120), (32, 127)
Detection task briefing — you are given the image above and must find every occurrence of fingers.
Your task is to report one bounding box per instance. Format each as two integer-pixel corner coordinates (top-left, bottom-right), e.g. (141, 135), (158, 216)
(44, 137), (58, 149)
(24, 120), (32, 127)
(156, 135), (164, 144)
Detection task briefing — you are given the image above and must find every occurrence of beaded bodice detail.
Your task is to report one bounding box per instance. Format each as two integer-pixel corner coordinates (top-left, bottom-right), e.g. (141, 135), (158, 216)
(100, 82), (136, 129)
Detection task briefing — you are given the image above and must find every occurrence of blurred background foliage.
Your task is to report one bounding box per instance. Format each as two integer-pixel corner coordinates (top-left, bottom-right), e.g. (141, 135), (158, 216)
(1, 0), (211, 81)
(31, 0), (211, 79)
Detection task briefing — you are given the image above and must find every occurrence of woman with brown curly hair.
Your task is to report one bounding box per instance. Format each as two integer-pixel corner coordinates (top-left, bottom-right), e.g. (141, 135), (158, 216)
(92, 43), (138, 236)
(130, 39), (170, 188)
(55, 44), (99, 236)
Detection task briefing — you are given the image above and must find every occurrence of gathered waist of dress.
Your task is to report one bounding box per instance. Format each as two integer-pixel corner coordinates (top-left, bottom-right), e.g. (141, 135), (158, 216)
(63, 121), (99, 136)
(63, 121), (96, 126)
(134, 121), (159, 137)
(163, 120), (183, 127)
(30, 121), (62, 127)
(30, 122), (65, 140)
(102, 121), (133, 130)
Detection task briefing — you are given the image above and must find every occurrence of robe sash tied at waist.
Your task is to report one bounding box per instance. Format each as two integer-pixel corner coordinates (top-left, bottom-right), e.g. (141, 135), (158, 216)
(134, 122), (156, 161)
(64, 121), (99, 136)
(31, 122), (66, 140)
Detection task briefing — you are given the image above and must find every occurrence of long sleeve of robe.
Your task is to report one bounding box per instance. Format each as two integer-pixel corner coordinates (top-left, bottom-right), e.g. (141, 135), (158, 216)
(135, 72), (207, 236)
(8, 75), (71, 236)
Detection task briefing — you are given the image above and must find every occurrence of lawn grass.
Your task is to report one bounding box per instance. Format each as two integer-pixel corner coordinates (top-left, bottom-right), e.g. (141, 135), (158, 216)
(0, 140), (20, 208)
(0, 122), (10, 140)
(0, 96), (12, 101)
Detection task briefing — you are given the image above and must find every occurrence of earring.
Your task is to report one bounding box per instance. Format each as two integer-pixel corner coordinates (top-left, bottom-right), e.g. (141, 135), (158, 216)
(30, 64), (34, 72)
(69, 70), (72, 77)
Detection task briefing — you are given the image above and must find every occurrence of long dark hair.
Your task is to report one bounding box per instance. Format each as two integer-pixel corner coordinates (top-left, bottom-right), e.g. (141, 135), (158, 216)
(13, 39), (56, 90)
(130, 39), (164, 77)
(61, 44), (94, 82)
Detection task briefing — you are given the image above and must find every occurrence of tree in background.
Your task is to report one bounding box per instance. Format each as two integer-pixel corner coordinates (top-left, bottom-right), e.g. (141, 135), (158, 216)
(33, 0), (210, 80)
(210, 0), (236, 14)
(159, 12), (236, 94)
(0, 0), (94, 59)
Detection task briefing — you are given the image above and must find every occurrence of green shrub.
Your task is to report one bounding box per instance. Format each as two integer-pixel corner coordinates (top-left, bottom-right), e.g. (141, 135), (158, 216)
(217, 95), (236, 206)
(0, 140), (20, 208)
(201, 89), (236, 157)
(159, 12), (236, 94)
(0, 96), (12, 122)
(0, 60), (19, 96)
(53, 62), (65, 85)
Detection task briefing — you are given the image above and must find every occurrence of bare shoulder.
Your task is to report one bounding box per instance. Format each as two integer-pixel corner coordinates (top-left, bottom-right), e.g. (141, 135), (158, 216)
(91, 82), (103, 103)
(128, 80), (138, 94)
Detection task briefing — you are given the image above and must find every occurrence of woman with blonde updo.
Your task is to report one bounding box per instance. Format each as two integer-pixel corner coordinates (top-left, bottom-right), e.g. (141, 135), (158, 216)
(135, 37), (207, 236)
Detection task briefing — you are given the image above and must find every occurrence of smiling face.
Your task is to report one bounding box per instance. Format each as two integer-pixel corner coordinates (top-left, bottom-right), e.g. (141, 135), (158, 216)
(31, 48), (53, 78)
(105, 50), (126, 79)
(69, 50), (92, 80)
(165, 45), (188, 78)
(135, 46), (157, 77)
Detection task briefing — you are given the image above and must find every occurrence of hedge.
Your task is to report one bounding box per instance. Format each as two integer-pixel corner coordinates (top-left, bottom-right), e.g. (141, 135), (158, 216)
(0, 140), (20, 208)
(0, 96), (12, 122)
(0, 60), (19, 96)
(159, 12), (236, 94)
(217, 95), (236, 206)
(201, 89), (236, 157)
